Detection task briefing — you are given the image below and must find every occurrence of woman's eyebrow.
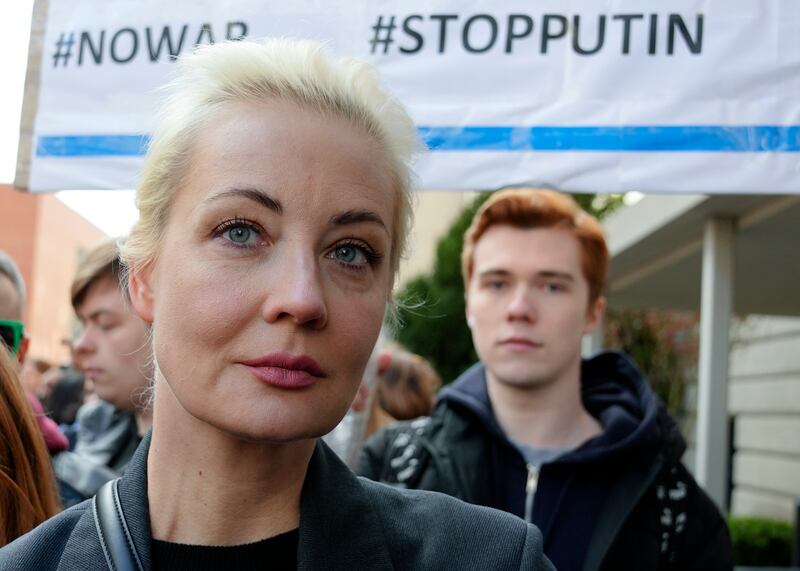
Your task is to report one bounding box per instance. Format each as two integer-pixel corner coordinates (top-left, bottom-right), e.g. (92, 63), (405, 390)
(330, 209), (388, 233)
(204, 188), (283, 215)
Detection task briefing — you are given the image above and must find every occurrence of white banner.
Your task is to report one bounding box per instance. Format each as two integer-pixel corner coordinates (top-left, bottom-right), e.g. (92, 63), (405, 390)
(26, 0), (800, 193)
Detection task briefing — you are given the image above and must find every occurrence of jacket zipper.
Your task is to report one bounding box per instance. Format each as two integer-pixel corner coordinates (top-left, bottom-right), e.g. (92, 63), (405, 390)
(524, 464), (539, 523)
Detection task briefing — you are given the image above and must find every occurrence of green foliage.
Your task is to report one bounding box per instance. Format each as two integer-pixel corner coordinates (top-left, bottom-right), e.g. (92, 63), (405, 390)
(728, 516), (793, 566)
(394, 193), (490, 382)
(394, 191), (624, 383)
(604, 308), (698, 416)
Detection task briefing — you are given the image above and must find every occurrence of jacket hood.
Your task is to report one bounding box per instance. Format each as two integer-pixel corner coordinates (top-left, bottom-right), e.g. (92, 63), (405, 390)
(437, 350), (685, 465)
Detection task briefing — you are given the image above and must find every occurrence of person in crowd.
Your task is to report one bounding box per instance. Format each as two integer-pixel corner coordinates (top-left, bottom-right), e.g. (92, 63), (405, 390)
(0, 250), (69, 455)
(0, 317), (61, 546)
(20, 358), (52, 400)
(44, 366), (86, 449)
(0, 250), (31, 363)
(359, 188), (733, 570)
(363, 345), (441, 438)
(52, 238), (153, 506)
(0, 39), (553, 570)
(335, 344), (440, 461)
(45, 366), (86, 426)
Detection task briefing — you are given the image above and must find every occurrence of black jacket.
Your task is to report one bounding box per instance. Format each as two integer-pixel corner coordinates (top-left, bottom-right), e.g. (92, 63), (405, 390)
(52, 400), (141, 507)
(1, 431), (554, 570)
(359, 351), (732, 571)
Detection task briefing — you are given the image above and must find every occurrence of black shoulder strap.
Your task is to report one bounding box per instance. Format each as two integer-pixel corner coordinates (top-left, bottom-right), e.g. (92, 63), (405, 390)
(379, 415), (475, 501)
(380, 417), (432, 487)
(93, 478), (145, 571)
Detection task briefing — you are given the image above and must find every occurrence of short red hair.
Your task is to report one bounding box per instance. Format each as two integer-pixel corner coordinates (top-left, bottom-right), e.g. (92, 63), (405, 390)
(462, 188), (608, 303)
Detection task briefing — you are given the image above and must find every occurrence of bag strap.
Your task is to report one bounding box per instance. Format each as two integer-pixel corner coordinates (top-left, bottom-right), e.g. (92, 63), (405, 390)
(93, 478), (145, 571)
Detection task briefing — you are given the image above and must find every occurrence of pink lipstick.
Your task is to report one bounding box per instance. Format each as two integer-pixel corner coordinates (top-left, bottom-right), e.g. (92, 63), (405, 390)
(240, 352), (325, 389)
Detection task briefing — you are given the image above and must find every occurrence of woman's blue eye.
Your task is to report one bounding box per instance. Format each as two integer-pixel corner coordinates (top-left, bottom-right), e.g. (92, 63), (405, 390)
(212, 218), (265, 248)
(334, 245), (366, 265)
(224, 225), (254, 245)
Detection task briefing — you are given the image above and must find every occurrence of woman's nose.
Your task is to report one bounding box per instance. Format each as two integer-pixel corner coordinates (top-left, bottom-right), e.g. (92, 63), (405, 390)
(261, 252), (328, 329)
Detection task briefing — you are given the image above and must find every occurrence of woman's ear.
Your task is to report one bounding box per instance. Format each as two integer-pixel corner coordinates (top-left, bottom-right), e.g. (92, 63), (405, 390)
(128, 264), (155, 324)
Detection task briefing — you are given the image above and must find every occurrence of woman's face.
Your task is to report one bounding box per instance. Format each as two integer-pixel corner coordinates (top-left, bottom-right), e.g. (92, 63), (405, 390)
(134, 100), (396, 442)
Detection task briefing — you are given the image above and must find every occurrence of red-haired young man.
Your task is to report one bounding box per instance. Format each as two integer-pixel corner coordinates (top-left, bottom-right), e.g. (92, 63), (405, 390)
(360, 188), (731, 570)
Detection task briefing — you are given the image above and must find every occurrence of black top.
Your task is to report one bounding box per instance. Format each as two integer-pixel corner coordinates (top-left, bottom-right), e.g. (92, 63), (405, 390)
(152, 529), (298, 571)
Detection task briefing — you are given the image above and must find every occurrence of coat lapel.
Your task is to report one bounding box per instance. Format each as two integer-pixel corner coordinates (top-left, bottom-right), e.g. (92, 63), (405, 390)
(298, 440), (395, 571)
(55, 508), (112, 571)
(58, 434), (393, 571)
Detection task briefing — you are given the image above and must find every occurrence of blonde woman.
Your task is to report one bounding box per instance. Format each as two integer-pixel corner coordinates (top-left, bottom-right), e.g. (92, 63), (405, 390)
(0, 39), (552, 570)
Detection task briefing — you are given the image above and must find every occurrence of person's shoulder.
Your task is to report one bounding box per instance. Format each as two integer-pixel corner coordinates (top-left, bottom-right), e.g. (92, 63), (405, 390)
(358, 478), (552, 570)
(664, 462), (724, 518)
(359, 475), (520, 529)
(648, 461), (732, 569)
(358, 417), (434, 473)
(0, 500), (92, 570)
(76, 399), (117, 427)
(367, 416), (435, 449)
(670, 462), (730, 531)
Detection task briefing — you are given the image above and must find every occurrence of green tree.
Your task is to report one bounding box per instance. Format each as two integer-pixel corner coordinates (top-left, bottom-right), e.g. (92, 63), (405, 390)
(394, 191), (623, 383)
(604, 308), (698, 415)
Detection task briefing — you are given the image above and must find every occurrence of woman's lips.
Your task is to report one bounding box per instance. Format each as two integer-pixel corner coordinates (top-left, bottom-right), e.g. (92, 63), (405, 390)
(240, 352), (325, 389)
(243, 365), (319, 389)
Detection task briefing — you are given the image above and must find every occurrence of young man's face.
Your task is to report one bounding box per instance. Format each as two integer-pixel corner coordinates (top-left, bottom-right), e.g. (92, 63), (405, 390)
(466, 225), (604, 391)
(73, 276), (151, 410)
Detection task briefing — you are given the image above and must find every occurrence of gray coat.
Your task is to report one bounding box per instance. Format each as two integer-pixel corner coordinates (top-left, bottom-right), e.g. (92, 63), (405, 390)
(1, 432), (554, 570)
(52, 400), (141, 504)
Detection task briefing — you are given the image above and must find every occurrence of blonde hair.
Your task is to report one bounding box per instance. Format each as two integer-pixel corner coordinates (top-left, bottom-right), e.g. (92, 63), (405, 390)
(122, 38), (420, 282)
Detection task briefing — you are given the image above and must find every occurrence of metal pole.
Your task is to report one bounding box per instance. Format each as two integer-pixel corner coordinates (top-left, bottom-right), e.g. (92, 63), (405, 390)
(15, 0), (49, 191)
(695, 217), (735, 511)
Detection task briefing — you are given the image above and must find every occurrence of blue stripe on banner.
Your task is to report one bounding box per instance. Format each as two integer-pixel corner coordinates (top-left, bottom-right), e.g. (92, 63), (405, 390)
(36, 126), (800, 157)
(36, 135), (150, 157)
(419, 126), (800, 152)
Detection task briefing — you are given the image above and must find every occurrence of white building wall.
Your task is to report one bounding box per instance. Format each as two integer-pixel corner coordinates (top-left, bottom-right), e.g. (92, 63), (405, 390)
(681, 315), (800, 521)
(396, 191), (471, 288)
(727, 315), (800, 521)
